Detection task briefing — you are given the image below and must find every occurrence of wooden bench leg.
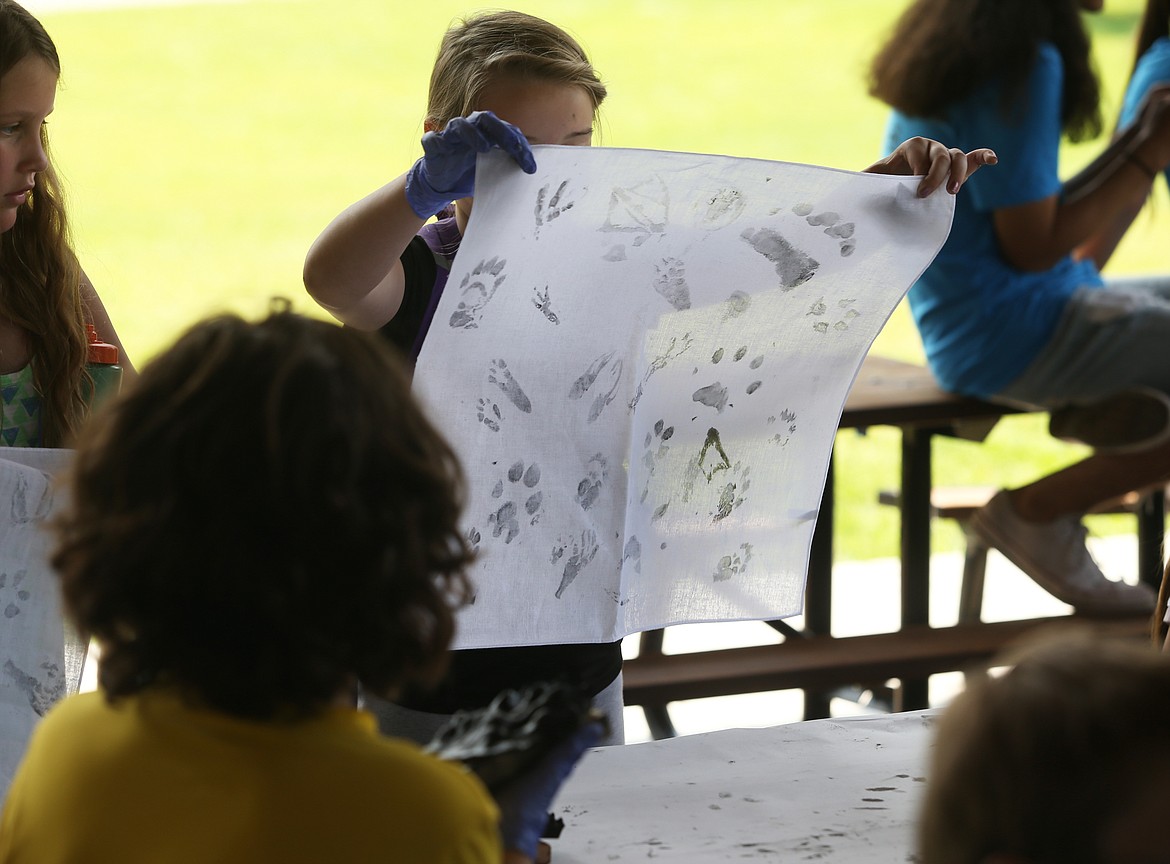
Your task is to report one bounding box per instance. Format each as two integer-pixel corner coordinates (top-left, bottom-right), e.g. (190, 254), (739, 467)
(636, 628), (678, 739)
(1137, 490), (1166, 592)
(957, 522), (988, 625)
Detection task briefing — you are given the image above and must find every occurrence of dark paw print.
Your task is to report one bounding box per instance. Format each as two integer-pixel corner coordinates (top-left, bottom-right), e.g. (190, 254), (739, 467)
(476, 398), (502, 432)
(640, 419), (675, 503)
(1, 569), (30, 619)
(535, 180), (576, 236)
(796, 204), (856, 257)
(449, 257), (506, 329)
(488, 460), (543, 543)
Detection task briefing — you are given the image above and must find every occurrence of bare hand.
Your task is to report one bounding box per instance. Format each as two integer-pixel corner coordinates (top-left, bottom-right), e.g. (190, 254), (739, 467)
(864, 137), (998, 198)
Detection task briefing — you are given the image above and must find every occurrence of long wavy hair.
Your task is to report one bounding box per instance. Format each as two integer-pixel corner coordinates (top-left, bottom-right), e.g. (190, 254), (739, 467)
(52, 308), (477, 720)
(1, 0), (87, 446)
(869, 0), (1102, 143)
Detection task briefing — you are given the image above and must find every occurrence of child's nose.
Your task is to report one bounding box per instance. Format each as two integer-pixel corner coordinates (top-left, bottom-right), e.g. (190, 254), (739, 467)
(21, 135), (48, 173)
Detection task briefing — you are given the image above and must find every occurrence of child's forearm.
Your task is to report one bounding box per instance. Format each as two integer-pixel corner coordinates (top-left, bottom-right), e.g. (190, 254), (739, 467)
(303, 173), (425, 330)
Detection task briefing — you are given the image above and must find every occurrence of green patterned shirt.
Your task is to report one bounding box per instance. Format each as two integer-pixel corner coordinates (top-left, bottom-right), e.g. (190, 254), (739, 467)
(0, 362), (42, 447)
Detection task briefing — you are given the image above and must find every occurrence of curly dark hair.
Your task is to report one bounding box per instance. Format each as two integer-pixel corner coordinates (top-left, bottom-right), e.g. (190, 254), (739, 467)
(869, 0), (1102, 143)
(51, 306), (475, 720)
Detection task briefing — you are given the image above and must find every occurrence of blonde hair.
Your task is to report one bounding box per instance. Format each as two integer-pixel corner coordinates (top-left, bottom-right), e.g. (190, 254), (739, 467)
(425, 10), (607, 131)
(919, 628), (1170, 864)
(1, 0), (87, 446)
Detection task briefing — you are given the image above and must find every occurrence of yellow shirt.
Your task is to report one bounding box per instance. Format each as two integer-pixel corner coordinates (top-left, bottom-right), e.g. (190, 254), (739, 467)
(0, 690), (500, 863)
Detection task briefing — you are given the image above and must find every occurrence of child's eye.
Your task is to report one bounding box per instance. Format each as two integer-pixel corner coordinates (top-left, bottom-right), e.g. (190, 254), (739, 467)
(0, 124), (18, 136)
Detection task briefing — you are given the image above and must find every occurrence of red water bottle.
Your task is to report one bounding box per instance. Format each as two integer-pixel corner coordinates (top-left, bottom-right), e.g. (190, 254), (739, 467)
(85, 323), (123, 409)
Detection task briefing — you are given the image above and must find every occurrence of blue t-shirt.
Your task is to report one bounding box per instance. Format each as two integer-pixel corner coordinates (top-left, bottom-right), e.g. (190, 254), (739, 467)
(883, 42), (1102, 398)
(1120, 36), (1170, 189)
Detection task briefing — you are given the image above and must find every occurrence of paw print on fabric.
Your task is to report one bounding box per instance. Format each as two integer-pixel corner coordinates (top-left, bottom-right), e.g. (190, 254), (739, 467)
(576, 454), (609, 511)
(3, 659), (65, 717)
(808, 297), (861, 334)
(532, 285), (560, 325)
(804, 209), (857, 257)
(487, 358), (533, 413)
(654, 257), (692, 311)
(535, 180), (576, 237)
(487, 460), (543, 544)
(476, 398), (502, 432)
(711, 464), (751, 522)
(710, 344), (766, 397)
(1, 569), (30, 619)
(568, 351), (623, 423)
(741, 226), (819, 289)
(767, 408), (799, 446)
(552, 530), (600, 599)
(713, 543), (754, 582)
(639, 419), (675, 504)
(449, 257), (507, 330)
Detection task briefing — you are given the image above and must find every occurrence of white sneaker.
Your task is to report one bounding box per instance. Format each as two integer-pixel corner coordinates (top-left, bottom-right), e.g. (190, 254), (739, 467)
(970, 490), (1155, 616)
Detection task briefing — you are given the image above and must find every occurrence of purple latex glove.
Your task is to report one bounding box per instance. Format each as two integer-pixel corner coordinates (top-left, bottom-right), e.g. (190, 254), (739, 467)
(404, 110), (537, 219)
(495, 720), (604, 859)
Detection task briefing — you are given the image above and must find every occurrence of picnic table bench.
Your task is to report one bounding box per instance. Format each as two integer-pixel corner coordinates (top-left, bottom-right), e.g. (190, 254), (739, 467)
(624, 355), (1161, 735)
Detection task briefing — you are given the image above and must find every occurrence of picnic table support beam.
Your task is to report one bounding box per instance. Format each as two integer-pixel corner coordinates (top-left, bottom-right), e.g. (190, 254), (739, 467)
(801, 456), (835, 720)
(899, 426), (934, 710)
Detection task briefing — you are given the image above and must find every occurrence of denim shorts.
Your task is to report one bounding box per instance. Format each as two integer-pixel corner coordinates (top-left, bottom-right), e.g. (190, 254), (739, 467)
(996, 276), (1170, 408)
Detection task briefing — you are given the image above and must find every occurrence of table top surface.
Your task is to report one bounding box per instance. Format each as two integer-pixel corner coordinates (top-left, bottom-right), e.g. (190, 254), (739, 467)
(550, 710), (936, 862)
(842, 355), (1024, 430)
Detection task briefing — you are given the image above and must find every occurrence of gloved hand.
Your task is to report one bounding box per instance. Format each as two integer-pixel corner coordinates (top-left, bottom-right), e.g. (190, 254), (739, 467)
(494, 720), (604, 859)
(404, 110), (537, 219)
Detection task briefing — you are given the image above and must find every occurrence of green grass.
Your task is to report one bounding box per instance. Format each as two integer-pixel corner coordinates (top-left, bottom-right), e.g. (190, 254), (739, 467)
(36, 0), (1161, 559)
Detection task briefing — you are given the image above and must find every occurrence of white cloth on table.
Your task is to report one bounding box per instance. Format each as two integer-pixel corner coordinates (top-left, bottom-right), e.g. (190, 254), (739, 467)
(0, 449), (78, 799)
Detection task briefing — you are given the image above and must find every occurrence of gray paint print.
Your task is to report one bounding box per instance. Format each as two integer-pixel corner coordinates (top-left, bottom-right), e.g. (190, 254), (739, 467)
(487, 460), (543, 543)
(722, 290), (752, 320)
(712, 464), (750, 522)
(713, 543), (753, 582)
(622, 536), (642, 575)
(449, 256), (507, 329)
(697, 187), (747, 229)
(488, 359), (533, 413)
(1, 569), (30, 619)
(639, 419), (675, 504)
(809, 297), (861, 334)
(767, 408), (799, 446)
(476, 398), (502, 432)
(692, 382), (729, 413)
(600, 176), (669, 246)
(628, 332), (694, 412)
(568, 351), (623, 423)
(4, 659), (65, 716)
(576, 453), (608, 511)
(553, 530), (600, 598)
(9, 472), (52, 523)
(653, 257), (692, 311)
(534, 180), (576, 237)
(806, 210), (858, 256)
(740, 227), (819, 288)
(532, 285), (560, 324)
